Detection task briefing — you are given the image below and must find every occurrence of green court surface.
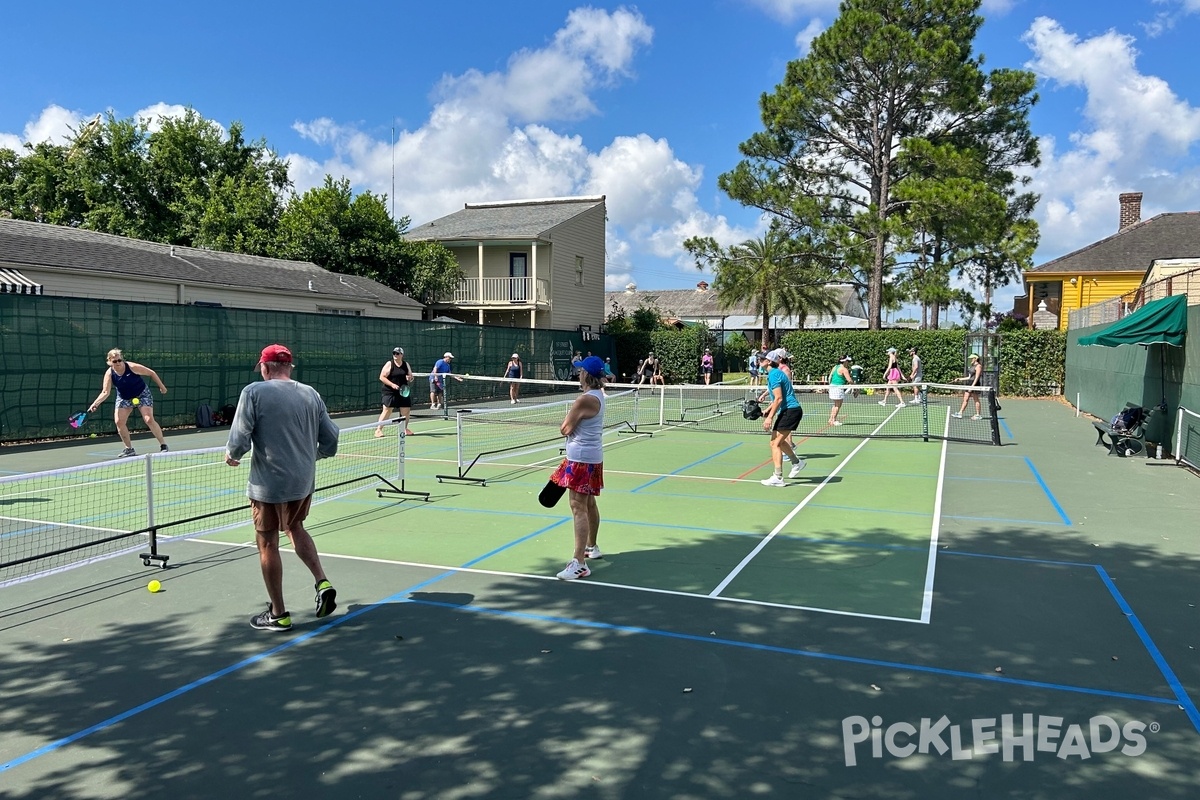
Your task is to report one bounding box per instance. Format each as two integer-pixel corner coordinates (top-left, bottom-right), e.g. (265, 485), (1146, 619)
(2, 398), (1199, 799)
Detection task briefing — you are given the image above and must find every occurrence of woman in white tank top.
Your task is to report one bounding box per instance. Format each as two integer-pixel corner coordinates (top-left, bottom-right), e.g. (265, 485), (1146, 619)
(550, 356), (608, 580)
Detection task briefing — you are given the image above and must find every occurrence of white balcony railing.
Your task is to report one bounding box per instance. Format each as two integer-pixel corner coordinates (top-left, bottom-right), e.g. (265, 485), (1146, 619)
(440, 277), (550, 306)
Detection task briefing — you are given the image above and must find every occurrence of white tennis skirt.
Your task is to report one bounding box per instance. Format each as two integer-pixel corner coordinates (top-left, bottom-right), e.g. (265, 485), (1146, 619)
(828, 386), (847, 401)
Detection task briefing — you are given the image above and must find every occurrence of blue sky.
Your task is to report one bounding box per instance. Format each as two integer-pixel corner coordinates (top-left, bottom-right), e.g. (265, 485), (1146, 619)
(4, 1), (1200, 318)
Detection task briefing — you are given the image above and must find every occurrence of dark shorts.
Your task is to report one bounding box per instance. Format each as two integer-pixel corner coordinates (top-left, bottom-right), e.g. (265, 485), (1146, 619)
(702, 366), (713, 374)
(251, 495), (313, 534)
(382, 388), (412, 408)
(774, 406), (803, 432)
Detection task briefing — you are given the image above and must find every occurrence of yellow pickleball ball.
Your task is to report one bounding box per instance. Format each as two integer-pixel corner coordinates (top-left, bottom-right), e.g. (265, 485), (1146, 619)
(147, 579), (161, 593)
(131, 398), (140, 406)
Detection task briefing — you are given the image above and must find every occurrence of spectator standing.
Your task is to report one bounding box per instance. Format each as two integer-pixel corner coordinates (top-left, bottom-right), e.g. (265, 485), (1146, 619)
(700, 349), (714, 385)
(225, 344), (340, 632)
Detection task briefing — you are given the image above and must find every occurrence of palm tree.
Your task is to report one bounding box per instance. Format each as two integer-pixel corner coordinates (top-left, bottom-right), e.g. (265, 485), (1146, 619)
(686, 225), (841, 350)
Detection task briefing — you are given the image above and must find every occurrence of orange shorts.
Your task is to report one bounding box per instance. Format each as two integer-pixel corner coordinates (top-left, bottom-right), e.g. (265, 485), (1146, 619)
(251, 495), (313, 534)
(550, 460), (604, 496)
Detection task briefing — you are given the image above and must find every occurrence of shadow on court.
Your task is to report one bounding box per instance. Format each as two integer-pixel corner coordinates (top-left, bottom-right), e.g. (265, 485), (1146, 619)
(1, 517), (1199, 799)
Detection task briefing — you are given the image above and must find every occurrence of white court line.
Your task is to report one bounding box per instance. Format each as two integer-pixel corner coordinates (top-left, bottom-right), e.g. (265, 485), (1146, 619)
(706, 404), (918, 603)
(187, 538), (924, 623)
(919, 407), (951, 623)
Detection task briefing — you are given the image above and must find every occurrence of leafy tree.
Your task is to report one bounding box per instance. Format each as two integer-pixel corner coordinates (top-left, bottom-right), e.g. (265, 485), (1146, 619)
(718, 0), (1039, 329)
(275, 176), (459, 302)
(723, 331), (752, 373)
(684, 225), (840, 350)
(146, 109), (290, 253)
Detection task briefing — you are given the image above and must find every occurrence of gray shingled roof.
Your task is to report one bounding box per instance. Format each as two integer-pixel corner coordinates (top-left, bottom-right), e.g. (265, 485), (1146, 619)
(0, 218), (422, 307)
(406, 196), (604, 241)
(606, 284), (864, 319)
(1029, 212), (1200, 273)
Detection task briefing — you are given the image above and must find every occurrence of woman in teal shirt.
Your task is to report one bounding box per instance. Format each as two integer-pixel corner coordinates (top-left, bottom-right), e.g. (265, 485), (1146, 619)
(760, 350), (805, 486)
(827, 355), (853, 427)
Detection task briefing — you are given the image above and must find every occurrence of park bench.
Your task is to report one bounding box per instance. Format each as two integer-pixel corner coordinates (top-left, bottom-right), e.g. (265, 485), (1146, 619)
(1092, 403), (1150, 457)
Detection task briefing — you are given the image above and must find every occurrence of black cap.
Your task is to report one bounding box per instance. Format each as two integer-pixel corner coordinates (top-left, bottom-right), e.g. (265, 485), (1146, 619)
(392, 347), (404, 355)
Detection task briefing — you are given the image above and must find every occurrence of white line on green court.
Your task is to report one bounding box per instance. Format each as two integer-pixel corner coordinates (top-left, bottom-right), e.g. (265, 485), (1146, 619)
(186, 539), (928, 623)
(706, 404), (912, 603)
(919, 406), (952, 623)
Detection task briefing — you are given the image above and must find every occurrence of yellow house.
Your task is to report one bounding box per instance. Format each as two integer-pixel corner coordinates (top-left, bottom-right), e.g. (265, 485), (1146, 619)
(1018, 192), (1200, 329)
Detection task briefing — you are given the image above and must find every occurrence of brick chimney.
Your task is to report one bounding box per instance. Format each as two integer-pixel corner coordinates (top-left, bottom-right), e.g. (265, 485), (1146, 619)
(697, 280), (709, 291)
(1118, 192), (1143, 232)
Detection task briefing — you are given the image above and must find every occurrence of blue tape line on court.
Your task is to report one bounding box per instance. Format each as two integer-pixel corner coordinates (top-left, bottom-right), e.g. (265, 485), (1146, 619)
(402, 597), (1183, 709)
(1023, 456), (1071, 526)
(0, 518), (568, 775)
(630, 442), (742, 492)
(1094, 565), (1200, 733)
(999, 417), (1014, 440)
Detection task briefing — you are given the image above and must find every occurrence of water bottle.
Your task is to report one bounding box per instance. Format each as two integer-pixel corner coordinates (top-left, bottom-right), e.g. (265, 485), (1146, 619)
(1156, 444), (1163, 459)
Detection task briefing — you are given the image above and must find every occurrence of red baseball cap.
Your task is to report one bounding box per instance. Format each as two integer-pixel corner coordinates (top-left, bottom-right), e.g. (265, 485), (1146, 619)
(257, 344), (293, 365)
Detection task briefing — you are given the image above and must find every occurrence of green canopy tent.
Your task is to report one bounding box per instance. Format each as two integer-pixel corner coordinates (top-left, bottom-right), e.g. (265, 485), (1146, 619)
(1078, 294), (1188, 425)
(1077, 294), (1187, 348)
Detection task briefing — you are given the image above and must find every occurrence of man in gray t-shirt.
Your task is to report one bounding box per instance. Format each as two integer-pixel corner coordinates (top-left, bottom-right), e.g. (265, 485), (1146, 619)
(226, 344), (341, 632)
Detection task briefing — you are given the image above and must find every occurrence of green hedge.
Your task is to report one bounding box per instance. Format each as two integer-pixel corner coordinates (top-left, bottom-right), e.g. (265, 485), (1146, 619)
(608, 326), (1065, 396)
(779, 330), (967, 384)
(996, 329), (1065, 396)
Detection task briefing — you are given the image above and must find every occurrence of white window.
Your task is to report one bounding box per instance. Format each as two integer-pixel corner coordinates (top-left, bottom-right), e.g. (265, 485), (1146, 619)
(575, 255), (584, 286)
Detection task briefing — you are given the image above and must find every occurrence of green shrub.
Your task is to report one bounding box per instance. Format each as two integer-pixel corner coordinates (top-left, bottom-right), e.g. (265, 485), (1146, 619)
(996, 329), (1065, 396)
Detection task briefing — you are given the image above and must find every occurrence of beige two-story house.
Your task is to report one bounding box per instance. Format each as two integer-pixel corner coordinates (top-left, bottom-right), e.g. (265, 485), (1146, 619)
(406, 196), (606, 330)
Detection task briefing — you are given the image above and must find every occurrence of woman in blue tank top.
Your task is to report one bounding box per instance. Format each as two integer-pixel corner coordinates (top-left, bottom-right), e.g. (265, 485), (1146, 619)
(87, 348), (169, 457)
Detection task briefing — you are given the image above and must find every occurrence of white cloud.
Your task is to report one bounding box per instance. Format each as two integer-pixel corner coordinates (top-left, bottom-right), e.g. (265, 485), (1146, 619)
(980, 0), (1017, 15)
(795, 19), (824, 56)
(285, 7), (751, 289)
(2, 104), (89, 147)
(134, 103), (195, 133)
(1021, 17), (1200, 260)
(743, 0), (838, 23)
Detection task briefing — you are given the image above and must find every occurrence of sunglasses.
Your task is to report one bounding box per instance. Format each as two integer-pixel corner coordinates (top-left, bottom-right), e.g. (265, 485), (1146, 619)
(109, 358), (123, 363)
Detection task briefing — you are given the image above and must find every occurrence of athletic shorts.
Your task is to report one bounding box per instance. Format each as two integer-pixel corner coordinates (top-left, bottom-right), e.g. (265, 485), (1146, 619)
(382, 388), (412, 408)
(702, 366), (713, 374)
(773, 406), (803, 432)
(251, 495), (313, 534)
(428, 375), (444, 391)
(116, 388), (154, 410)
(550, 459), (604, 496)
(828, 386), (846, 401)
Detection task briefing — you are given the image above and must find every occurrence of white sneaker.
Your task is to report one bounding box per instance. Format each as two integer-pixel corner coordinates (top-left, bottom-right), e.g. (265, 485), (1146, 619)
(878, 400), (887, 406)
(909, 398), (921, 404)
(788, 461), (806, 478)
(951, 412), (963, 419)
(971, 414), (982, 421)
(584, 545), (603, 560)
(829, 420), (843, 426)
(556, 559), (591, 580)
(761, 474), (787, 487)
(511, 399), (517, 404)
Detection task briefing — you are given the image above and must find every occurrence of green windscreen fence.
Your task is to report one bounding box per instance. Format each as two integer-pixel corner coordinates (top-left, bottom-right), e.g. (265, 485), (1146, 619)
(0, 295), (613, 443)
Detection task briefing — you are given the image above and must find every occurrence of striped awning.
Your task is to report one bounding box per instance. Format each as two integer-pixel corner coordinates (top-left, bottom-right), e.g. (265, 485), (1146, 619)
(0, 268), (43, 295)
